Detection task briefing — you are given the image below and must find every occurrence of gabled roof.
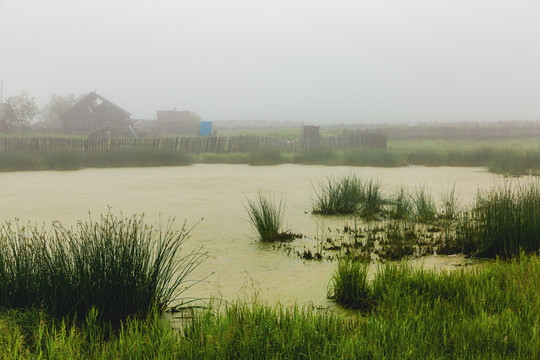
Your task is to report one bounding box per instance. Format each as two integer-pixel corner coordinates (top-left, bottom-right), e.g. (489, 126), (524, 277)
(61, 92), (131, 119)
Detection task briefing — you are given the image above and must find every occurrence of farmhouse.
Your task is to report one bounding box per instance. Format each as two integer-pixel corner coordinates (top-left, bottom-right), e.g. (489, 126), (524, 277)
(61, 92), (133, 135)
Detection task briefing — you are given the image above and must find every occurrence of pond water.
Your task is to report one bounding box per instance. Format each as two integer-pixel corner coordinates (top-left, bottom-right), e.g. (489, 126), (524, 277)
(0, 164), (504, 309)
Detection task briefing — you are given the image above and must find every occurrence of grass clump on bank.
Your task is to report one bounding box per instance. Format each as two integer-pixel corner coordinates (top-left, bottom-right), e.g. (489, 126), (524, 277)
(457, 182), (540, 258)
(327, 256), (373, 310)
(0, 213), (205, 327)
(245, 191), (294, 242)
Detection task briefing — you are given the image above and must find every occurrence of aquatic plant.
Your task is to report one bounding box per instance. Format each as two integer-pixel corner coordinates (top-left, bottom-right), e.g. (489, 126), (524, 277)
(327, 256), (372, 310)
(312, 174), (365, 215)
(457, 182), (540, 258)
(439, 183), (459, 220)
(388, 186), (413, 220)
(359, 177), (385, 218)
(412, 186), (437, 223)
(245, 191), (291, 242)
(0, 213), (205, 326)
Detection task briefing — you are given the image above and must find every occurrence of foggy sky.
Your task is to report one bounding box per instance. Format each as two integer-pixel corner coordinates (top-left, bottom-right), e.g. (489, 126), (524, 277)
(1, 0), (539, 124)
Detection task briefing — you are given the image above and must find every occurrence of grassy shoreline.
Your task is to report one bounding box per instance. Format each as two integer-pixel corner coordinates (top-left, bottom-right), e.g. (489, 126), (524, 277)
(1, 254), (538, 359)
(1, 144), (540, 176)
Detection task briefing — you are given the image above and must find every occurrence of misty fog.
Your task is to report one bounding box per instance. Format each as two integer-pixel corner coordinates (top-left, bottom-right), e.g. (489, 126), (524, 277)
(1, 0), (539, 124)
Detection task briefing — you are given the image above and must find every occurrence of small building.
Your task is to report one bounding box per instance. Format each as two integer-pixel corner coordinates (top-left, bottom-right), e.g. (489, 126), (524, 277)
(157, 110), (200, 134)
(200, 121), (212, 136)
(61, 92), (133, 135)
(301, 123), (320, 141)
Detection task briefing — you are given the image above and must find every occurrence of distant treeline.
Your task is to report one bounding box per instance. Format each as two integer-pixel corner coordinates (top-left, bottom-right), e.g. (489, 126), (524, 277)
(0, 133), (386, 154)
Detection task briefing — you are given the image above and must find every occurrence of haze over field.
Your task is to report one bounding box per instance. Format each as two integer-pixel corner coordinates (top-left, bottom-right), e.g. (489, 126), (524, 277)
(1, 0), (539, 124)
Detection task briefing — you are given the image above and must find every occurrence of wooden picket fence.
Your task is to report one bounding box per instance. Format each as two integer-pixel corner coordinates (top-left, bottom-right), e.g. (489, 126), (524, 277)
(0, 133), (386, 154)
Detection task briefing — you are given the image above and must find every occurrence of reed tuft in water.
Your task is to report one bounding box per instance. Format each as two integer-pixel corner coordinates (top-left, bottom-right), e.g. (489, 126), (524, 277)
(312, 174), (365, 215)
(0, 213), (205, 326)
(457, 182), (540, 258)
(246, 191), (292, 242)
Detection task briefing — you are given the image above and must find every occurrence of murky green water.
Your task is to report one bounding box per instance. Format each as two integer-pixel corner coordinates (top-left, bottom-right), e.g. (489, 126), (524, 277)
(0, 164), (504, 308)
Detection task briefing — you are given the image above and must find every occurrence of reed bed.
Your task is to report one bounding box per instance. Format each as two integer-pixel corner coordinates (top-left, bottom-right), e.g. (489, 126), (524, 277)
(82, 149), (193, 167)
(457, 182), (540, 258)
(0, 213), (205, 326)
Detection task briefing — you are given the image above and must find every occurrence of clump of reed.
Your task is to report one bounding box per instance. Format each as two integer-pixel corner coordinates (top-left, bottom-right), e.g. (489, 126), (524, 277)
(312, 174), (386, 217)
(312, 174), (365, 215)
(412, 186), (437, 223)
(327, 256), (373, 310)
(438, 183), (460, 220)
(246, 191), (293, 242)
(0, 213), (205, 326)
(359, 178), (385, 218)
(388, 186), (413, 220)
(457, 182), (540, 258)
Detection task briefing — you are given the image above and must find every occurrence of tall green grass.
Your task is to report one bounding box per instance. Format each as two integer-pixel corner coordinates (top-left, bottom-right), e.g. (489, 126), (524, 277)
(327, 256), (373, 310)
(457, 182), (540, 258)
(312, 174), (365, 215)
(412, 186), (437, 223)
(82, 149), (193, 167)
(360, 177), (385, 218)
(245, 191), (290, 242)
(388, 186), (413, 220)
(342, 148), (402, 167)
(0, 213), (205, 326)
(1, 256), (538, 358)
(312, 174), (385, 217)
(439, 183), (459, 220)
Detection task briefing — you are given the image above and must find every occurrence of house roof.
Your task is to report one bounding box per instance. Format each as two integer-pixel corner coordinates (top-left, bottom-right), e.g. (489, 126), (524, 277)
(61, 92), (131, 119)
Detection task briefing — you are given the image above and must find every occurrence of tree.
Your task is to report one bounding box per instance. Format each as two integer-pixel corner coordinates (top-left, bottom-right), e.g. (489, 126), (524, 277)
(5, 90), (38, 131)
(40, 93), (82, 127)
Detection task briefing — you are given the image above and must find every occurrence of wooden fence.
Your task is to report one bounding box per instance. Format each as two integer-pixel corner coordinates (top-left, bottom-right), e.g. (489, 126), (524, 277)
(0, 133), (386, 154)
